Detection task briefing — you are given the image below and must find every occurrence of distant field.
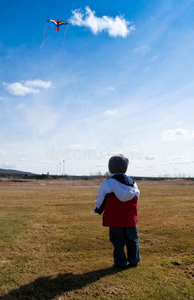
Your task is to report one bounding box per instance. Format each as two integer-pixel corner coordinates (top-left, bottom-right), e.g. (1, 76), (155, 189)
(0, 177), (194, 187)
(0, 184), (193, 299)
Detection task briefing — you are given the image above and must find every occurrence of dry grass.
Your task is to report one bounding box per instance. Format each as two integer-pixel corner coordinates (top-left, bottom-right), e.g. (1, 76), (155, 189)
(0, 184), (193, 299)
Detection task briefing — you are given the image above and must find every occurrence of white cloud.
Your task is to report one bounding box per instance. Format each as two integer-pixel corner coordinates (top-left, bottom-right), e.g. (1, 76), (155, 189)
(145, 155), (158, 160)
(105, 109), (118, 116)
(172, 161), (191, 165)
(150, 55), (159, 61)
(18, 158), (26, 162)
(171, 155), (188, 161)
(0, 96), (7, 102)
(0, 163), (18, 169)
(102, 149), (144, 162)
(162, 128), (194, 140)
(68, 144), (84, 149)
(96, 86), (115, 96)
(25, 80), (52, 89)
(69, 6), (135, 38)
(16, 152), (29, 156)
(134, 45), (150, 55)
(168, 154), (194, 165)
(3, 82), (39, 96)
(3, 79), (52, 96)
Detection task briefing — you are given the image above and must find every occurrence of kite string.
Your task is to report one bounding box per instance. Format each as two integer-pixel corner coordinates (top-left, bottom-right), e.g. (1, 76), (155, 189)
(40, 22), (47, 49)
(58, 24), (69, 53)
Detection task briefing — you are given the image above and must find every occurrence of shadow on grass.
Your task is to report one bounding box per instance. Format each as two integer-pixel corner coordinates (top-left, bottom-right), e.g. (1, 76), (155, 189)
(0, 266), (126, 300)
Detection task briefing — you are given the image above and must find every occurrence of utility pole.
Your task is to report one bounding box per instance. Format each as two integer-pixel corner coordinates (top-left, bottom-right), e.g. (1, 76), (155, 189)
(63, 160), (65, 175)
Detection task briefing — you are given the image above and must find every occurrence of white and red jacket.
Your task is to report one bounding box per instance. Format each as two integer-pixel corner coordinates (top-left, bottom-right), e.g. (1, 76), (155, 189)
(94, 174), (140, 227)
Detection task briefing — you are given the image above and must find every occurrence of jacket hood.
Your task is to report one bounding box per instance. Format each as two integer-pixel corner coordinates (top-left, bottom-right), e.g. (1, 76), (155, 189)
(108, 174), (140, 202)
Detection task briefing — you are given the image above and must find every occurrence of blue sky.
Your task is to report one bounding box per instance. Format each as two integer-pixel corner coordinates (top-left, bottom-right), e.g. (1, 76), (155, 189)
(0, 0), (194, 176)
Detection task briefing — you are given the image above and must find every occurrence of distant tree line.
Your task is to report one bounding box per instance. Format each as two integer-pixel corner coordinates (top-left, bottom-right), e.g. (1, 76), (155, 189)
(0, 172), (194, 181)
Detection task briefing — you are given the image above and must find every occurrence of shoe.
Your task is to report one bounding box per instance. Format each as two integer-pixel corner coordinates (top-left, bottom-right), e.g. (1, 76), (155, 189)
(114, 264), (128, 269)
(129, 263), (138, 268)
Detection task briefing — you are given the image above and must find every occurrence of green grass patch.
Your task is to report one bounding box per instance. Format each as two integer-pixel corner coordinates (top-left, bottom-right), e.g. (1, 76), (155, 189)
(0, 185), (193, 299)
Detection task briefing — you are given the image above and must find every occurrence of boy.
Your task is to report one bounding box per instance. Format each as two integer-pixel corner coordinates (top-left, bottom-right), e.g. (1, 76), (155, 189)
(93, 154), (141, 268)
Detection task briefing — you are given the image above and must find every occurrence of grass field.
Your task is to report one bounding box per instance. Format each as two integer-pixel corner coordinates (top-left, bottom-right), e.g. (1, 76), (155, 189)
(0, 184), (193, 299)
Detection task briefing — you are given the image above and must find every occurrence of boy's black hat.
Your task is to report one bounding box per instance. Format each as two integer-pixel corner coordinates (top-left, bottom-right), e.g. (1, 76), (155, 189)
(108, 154), (129, 174)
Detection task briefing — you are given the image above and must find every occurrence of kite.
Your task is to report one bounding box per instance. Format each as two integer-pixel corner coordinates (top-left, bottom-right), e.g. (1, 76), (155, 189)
(47, 19), (68, 32)
(40, 19), (69, 52)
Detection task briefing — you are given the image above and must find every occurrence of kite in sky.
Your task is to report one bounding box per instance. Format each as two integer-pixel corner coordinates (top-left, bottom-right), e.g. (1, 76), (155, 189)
(40, 19), (69, 51)
(47, 19), (69, 32)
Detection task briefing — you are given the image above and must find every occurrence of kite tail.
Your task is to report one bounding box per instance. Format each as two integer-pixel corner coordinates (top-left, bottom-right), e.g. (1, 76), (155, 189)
(58, 24), (69, 53)
(40, 22), (47, 49)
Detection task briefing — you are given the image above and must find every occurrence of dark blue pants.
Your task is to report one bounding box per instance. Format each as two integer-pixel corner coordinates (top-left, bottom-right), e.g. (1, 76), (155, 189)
(109, 226), (141, 267)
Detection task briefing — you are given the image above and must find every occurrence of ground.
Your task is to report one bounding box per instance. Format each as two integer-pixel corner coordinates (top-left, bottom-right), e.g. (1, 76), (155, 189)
(0, 179), (193, 299)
